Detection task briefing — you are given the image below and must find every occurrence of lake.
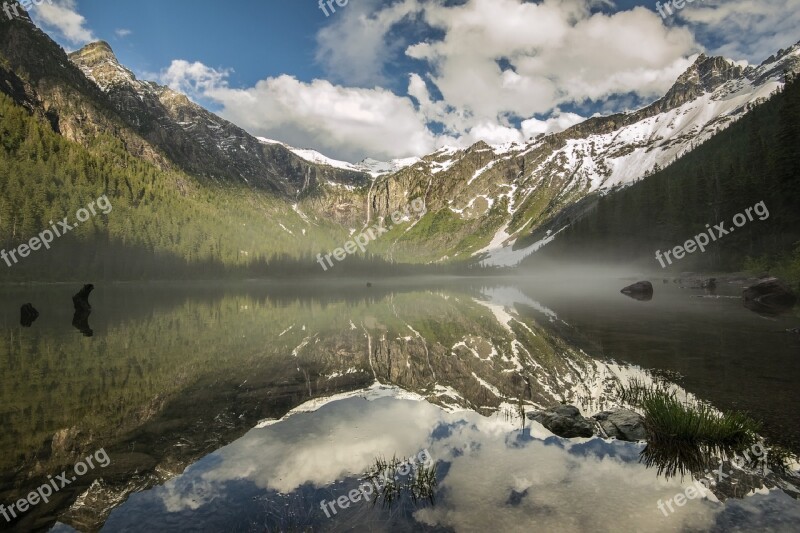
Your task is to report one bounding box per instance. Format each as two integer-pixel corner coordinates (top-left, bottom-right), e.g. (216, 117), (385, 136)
(1, 276), (798, 532)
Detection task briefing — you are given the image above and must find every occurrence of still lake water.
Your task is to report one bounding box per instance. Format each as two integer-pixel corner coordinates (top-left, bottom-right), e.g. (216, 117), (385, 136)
(1, 277), (798, 532)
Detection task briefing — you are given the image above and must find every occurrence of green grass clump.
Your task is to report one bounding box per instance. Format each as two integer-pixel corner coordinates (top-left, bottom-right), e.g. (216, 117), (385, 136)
(616, 378), (762, 478)
(641, 394), (759, 450)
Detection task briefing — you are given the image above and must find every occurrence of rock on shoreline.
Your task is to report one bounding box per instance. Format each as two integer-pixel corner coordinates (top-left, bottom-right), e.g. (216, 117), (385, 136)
(527, 405), (646, 442)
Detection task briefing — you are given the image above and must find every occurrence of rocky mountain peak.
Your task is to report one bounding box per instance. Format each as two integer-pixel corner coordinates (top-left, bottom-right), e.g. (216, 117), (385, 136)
(69, 41), (138, 92)
(73, 41), (117, 62)
(660, 53), (745, 110)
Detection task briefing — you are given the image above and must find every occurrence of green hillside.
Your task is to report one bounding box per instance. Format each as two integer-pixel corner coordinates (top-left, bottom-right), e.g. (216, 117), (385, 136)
(0, 91), (360, 280)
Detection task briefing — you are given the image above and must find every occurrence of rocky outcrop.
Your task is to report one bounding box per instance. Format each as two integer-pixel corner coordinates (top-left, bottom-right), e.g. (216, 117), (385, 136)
(528, 405), (648, 442)
(656, 55), (746, 112)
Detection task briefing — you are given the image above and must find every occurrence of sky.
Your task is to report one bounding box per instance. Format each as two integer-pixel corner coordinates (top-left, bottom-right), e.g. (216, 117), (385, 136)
(27, 0), (800, 162)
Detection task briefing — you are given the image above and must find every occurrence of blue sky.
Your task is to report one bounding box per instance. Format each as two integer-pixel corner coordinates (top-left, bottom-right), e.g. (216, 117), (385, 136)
(29, 0), (800, 161)
(61, 1), (330, 88)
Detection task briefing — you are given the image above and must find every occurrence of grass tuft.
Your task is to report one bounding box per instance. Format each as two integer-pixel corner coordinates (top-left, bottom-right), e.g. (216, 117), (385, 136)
(616, 378), (762, 478)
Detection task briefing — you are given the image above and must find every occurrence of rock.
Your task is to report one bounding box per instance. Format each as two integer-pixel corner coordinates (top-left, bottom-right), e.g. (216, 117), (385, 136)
(743, 278), (797, 315)
(20, 303), (39, 327)
(593, 409), (647, 442)
(72, 283), (94, 311)
(526, 405), (595, 438)
(621, 281), (653, 301)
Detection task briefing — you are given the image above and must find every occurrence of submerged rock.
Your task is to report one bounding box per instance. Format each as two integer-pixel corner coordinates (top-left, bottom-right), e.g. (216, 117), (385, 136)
(621, 281), (653, 301)
(593, 409), (647, 442)
(526, 405), (595, 438)
(20, 303), (39, 327)
(743, 278), (797, 315)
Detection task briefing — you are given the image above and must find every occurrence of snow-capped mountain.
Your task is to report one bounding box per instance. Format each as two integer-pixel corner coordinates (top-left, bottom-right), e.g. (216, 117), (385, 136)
(356, 157), (421, 177)
(257, 138), (419, 178)
(363, 44), (800, 267)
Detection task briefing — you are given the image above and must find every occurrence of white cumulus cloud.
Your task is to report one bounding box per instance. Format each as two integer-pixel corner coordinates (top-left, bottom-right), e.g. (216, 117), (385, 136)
(678, 0), (800, 63)
(159, 61), (436, 162)
(153, 0), (795, 161)
(312, 0), (701, 156)
(31, 0), (96, 46)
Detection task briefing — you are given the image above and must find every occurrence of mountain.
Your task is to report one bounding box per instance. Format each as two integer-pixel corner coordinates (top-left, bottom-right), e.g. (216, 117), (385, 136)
(0, 10), (378, 280)
(257, 138), (419, 178)
(67, 41), (369, 197)
(362, 45), (800, 266)
(533, 73), (800, 280)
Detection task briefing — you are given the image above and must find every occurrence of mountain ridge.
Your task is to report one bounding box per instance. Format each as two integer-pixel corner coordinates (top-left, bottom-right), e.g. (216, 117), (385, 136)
(67, 41), (370, 197)
(358, 40), (800, 266)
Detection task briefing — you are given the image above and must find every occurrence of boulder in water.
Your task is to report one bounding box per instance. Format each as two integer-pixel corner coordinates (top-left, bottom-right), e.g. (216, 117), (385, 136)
(702, 278), (717, 290)
(593, 409), (647, 441)
(20, 303), (39, 327)
(743, 278), (797, 315)
(72, 284), (94, 312)
(621, 281), (653, 301)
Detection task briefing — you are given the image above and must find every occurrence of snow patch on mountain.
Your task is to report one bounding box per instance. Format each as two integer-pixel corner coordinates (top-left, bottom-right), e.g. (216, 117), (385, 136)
(469, 46), (798, 267)
(256, 138), (418, 177)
